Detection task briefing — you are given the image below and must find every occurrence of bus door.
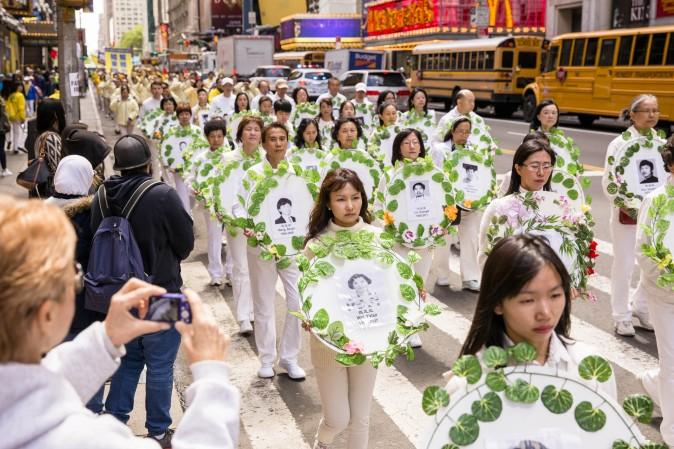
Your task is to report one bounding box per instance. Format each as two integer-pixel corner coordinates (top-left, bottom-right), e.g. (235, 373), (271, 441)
(593, 38), (616, 100)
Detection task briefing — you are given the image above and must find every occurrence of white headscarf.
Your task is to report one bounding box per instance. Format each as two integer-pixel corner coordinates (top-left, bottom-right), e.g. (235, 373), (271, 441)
(52, 155), (95, 198)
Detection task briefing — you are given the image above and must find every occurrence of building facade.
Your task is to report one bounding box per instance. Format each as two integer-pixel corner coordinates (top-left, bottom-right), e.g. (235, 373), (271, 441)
(167, 0), (199, 47)
(106, 0), (147, 46)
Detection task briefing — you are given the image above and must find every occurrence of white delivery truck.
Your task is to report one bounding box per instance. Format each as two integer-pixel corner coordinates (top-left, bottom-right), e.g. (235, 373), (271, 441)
(216, 35), (275, 77)
(323, 49), (386, 78)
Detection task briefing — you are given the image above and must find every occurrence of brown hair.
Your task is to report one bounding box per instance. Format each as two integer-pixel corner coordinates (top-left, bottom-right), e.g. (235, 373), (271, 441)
(175, 102), (192, 116)
(236, 116), (264, 143)
(305, 168), (372, 244)
(0, 196), (76, 362)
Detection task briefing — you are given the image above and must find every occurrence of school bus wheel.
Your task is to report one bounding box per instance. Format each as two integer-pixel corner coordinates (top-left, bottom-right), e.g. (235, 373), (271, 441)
(522, 92), (537, 122)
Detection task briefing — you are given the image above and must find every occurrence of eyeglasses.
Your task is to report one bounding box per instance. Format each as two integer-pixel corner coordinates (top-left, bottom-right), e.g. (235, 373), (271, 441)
(633, 109), (660, 115)
(453, 129), (471, 135)
(74, 262), (84, 294)
(402, 140), (421, 147)
(521, 163), (553, 172)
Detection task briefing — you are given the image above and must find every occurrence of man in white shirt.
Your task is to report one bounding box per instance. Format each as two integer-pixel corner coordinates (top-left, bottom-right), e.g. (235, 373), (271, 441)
(434, 89), (476, 144)
(315, 77), (347, 119)
(139, 80), (163, 120)
(351, 82), (375, 133)
(251, 80), (272, 111)
(270, 80), (295, 111)
(209, 77), (236, 119)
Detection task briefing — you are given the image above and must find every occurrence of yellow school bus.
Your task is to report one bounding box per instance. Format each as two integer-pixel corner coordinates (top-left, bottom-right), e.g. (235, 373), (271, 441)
(522, 26), (674, 128)
(411, 36), (547, 117)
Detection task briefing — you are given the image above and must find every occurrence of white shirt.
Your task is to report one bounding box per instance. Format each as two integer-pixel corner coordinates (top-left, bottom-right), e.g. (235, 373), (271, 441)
(209, 93), (235, 119)
(270, 93), (296, 111)
(251, 93), (272, 111)
(316, 93), (347, 119)
(139, 97), (161, 120)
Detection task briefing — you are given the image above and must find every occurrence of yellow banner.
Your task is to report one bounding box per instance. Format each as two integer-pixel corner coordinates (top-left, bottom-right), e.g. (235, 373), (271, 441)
(104, 49), (133, 75)
(259, 0), (306, 26)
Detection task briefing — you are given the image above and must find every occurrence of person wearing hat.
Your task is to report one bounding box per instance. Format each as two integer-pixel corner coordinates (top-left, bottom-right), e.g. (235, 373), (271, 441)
(61, 126), (111, 183)
(209, 77), (235, 119)
(271, 79), (295, 111)
(351, 82), (376, 136)
(89, 134), (194, 447)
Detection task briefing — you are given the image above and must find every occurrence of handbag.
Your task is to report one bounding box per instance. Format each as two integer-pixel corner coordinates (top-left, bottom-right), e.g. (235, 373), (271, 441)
(16, 140), (50, 193)
(618, 209), (637, 225)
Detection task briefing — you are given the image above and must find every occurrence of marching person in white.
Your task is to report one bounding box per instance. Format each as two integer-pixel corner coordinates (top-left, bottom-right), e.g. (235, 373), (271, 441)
(209, 78), (236, 119)
(270, 80), (296, 111)
(350, 83), (375, 137)
(234, 123), (306, 380)
(251, 80), (272, 111)
(166, 102), (202, 214)
(304, 168), (380, 449)
(221, 116), (265, 335)
(139, 80), (163, 120)
(316, 77), (347, 120)
(636, 136), (674, 446)
(601, 94), (659, 337)
(401, 87), (436, 148)
(191, 88), (210, 128)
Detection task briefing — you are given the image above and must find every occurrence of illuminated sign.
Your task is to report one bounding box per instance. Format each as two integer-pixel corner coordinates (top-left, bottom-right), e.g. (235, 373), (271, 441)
(366, 0), (438, 37)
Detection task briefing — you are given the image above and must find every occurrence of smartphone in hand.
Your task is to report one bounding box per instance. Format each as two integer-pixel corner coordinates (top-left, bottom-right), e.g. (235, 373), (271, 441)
(145, 293), (192, 324)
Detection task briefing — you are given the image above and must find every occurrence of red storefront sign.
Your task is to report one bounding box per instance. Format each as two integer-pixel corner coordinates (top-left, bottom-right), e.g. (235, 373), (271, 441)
(657, 0), (674, 17)
(367, 0), (439, 37)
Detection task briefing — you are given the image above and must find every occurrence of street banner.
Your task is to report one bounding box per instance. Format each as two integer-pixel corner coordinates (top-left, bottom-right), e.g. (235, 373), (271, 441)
(104, 48), (132, 75)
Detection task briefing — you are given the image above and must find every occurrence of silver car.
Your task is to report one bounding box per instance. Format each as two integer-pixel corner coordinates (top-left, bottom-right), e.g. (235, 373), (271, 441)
(286, 69), (333, 100)
(339, 70), (410, 111)
(250, 65), (292, 91)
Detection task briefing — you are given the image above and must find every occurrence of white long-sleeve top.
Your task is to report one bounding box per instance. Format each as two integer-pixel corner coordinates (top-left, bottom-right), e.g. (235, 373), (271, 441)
(0, 322), (240, 449)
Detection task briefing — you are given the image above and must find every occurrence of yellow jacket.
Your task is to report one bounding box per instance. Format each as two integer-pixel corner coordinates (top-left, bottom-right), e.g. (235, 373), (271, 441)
(208, 87), (221, 102)
(110, 97), (139, 125)
(6, 91), (26, 123)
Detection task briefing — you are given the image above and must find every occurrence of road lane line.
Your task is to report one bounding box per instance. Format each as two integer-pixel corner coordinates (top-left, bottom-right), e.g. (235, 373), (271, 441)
(182, 262), (312, 449)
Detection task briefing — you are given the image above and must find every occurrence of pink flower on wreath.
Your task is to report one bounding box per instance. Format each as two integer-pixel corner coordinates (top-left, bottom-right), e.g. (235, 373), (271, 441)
(430, 224), (443, 237)
(402, 229), (415, 243)
(243, 228), (254, 238)
(344, 341), (364, 355)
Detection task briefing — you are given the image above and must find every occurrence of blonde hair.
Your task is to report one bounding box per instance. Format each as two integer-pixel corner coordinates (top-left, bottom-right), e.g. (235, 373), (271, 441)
(0, 195), (76, 362)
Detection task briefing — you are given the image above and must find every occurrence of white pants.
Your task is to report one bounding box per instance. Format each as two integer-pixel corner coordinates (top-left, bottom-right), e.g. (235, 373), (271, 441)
(642, 296), (674, 445)
(119, 123), (135, 136)
(225, 230), (253, 322)
(457, 210), (482, 282)
(173, 173), (193, 215)
(247, 247), (302, 366)
(609, 208), (647, 321)
(396, 245), (433, 283)
(10, 121), (25, 152)
(431, 234), (452, 283)
(149, 141), (161, 181)
(203, 209), (223, 281)
(314, 363), (377, 449)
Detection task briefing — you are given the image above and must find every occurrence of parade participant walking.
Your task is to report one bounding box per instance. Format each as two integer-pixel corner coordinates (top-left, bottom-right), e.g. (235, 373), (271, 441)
(401, 88), (436, 148)
(209, 77), (236, 119)
(636, 136), (674, 446)
(292, 87), (319, 130)
(139, 80), (163, 120)
(258, 96), (275, 126)
(368, 101), (400, 165)
(227, 92), (253, 142)
(317, 98), (335, 148)
(316, 77), (347, 119)
(90, 135), (195, 447)
(602, 94), (661, 337)
(274, 99), (295, 143)
(110, 85), (139, 136)
(251, 80), (272, 111)
(450, 234), (617, 399)
(234, 123), (306, 380)
(351, 83), (376, 137)
(304, 168), (380, 449)
(288, 118), (325, 175)
(433, 89), (496, 154)
(271, 80), (296, 111)
(0, 94), (10, 176)
(192, 88), (210, 128)
(0, 196), (239, 449)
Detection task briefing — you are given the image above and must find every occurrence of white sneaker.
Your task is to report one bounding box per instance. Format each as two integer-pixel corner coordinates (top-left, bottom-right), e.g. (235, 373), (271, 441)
(634, 311), (654, 331)
(614, 320), (636, 337)
(1, 168), (11, 177)
(408, 333), (422, 348)
(436, 277), (450, 287)
(462, 280), (480, 292)
(239, 320), (253, 335)
(257, 364), (275, 379)
(278, 360), (306, 381)
(638, 368), (661, 407)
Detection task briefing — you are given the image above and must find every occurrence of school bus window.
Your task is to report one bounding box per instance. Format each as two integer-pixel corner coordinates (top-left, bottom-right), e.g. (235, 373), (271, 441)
(459, 52), (466, 70)
(441, 53), (449, 70)
(598, 39), (616, 66)
(502, 50), (514, 68)
(617, 36), (633, 66)
(648, 33), (667, 65)
(485, 51), (494, 70)
(469, 52), (477, 70)
(544, 46), (559, 72)
(477, 52), (485, 70)
(518, 52), (537, 69)
(560, 40), (572, 66)
(447, 53), (455, 70)
(571, 39), (585, 66)
(632, 34), (650, 65)
(667, 33), (674, 65)
(584, 38), (598, 66)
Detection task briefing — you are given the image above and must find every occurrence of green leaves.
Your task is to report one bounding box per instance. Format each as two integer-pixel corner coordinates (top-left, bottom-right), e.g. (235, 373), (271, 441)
(312, 308), (329, 330)
(449, 414), (479, 446)
(505, 379), (540, 404)
(482, 346), (508, 369)
(422, 385), (450, 416)
(399, 284), (416, 302)
(396, 262), (413, 279)
(541, 385), (574, 414)
(509, 342), (538, 363)
(622, 394), (654, 424)
(336, 352), (366, 366)
(451, 355), (482, 384)
(574, 401), (607, 432)
(313, 261), (336, 278)
(326, 321), (348, 347)
(578, 355), (613, 383)
(471, 391), (502, 422)
(485, 371), (507, 392)
(386, 199), (399, 212)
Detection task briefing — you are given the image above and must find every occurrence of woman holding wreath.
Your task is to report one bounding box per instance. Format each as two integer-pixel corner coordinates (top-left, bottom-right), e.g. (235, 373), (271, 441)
(602, 94), (661, 337)
(635, 136), (674, 446)
(304, 168), (380, 449)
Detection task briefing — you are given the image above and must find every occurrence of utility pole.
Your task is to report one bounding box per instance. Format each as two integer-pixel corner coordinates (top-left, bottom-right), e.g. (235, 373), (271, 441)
(57, 5), (81, 123)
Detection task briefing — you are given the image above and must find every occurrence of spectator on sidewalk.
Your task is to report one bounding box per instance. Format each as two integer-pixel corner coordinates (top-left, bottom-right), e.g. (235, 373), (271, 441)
(110, 85), (139, 136)
(0, 196), (239, 449)
(0, 94), (10, 176)
(90, 135), (195, 447)
(61, 127), (111, 187)
(33, 99), (66, 198)
(6, 80), (27, 154)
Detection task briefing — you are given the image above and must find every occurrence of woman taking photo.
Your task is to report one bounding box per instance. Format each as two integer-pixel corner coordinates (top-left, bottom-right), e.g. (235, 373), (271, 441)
(304, 168), (380, 449)
(602, 94), (661, 337)
(32, 99), (66, 197)
(6, 80), (27, 154)
(450, 234), (616, 398)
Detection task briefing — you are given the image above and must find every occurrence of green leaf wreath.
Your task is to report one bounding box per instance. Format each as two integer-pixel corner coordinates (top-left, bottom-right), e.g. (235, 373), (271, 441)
(212, 150), (263, 231)
(422, 342), (665, 449)
(138, 108), (163, 139)
(291, 102), (319, 129)
(374, 156), (458, 248)
(189, 145), (228, 216)
(290, 229), (441, 367)
(443, 145), (498, 211)
(641, 184), (674, 289)
(604, 129), (666, 219)
(322, 148), (382, 204)
(160, 124), (203, 174)
(368, 124), (401, 164)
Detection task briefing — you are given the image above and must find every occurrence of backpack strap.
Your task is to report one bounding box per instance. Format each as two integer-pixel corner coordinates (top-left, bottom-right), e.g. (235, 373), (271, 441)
(121, 179), (161, 219)
(97, 185), (110, 218)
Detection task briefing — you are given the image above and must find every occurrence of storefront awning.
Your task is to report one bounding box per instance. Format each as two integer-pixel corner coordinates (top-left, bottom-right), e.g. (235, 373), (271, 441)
(0, 6), (27, 34)
(364, 40), (447, 52)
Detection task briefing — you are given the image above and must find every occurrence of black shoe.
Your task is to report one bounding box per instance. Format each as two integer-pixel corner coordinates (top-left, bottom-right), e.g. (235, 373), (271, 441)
(147, 429), (174, 448)
(17, 147), (27, 154)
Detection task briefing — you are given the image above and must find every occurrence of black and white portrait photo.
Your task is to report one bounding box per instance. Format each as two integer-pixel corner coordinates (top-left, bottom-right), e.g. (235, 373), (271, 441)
(407, 180), (431, 220)
(274, 197), (296, 224)
(178, 140), (188, 153)
(344, 273), (386, 328)
(638, 159), (659, 184)
(463, 163), (478, 185)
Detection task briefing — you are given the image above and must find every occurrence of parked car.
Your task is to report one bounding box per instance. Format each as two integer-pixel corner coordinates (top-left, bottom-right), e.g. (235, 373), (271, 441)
(339, 70), (409, 111)
(286, 68), (333, 100)
(250, 65), (292, 91)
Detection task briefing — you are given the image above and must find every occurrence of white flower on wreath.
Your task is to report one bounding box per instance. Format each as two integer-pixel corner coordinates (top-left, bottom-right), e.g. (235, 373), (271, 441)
(626, 197), (640, 209)
(429, 224), (443, 237)
(404, 308), (426, 327)
(255, 231), (265, 241)
(402, 229), (415, 243)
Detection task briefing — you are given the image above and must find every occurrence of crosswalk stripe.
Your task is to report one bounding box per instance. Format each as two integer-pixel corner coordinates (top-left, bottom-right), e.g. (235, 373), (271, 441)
(595, 237), (614, 258)
(183, 262), (311, 449)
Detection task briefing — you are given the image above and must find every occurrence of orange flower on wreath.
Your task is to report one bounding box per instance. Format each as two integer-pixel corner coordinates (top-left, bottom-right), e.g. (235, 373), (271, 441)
(383, 211), (395, 226)
(463, 199), (473, 209)
(444, 205), (458, 221)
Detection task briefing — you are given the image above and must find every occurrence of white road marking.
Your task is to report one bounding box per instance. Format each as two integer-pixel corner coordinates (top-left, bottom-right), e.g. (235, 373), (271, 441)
(507, 131), (527, 137)
(482, 116), (620, 137)
(182, 262), (312, 449)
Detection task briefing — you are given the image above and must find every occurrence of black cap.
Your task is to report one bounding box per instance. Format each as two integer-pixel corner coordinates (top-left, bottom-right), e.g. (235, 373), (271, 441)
(113, 134), (151, 171)
(62, 128), (111, 169)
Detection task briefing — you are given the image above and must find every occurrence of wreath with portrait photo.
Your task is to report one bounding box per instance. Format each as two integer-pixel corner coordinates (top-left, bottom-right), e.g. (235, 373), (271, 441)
(444, 145), (498, 211)
(322, 148), (382, 205)
(160, 125), (203, 174)
(641, 184), (674, 290)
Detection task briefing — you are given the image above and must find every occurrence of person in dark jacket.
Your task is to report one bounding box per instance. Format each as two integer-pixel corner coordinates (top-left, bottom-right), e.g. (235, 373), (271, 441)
(90, 134), (194, 447)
